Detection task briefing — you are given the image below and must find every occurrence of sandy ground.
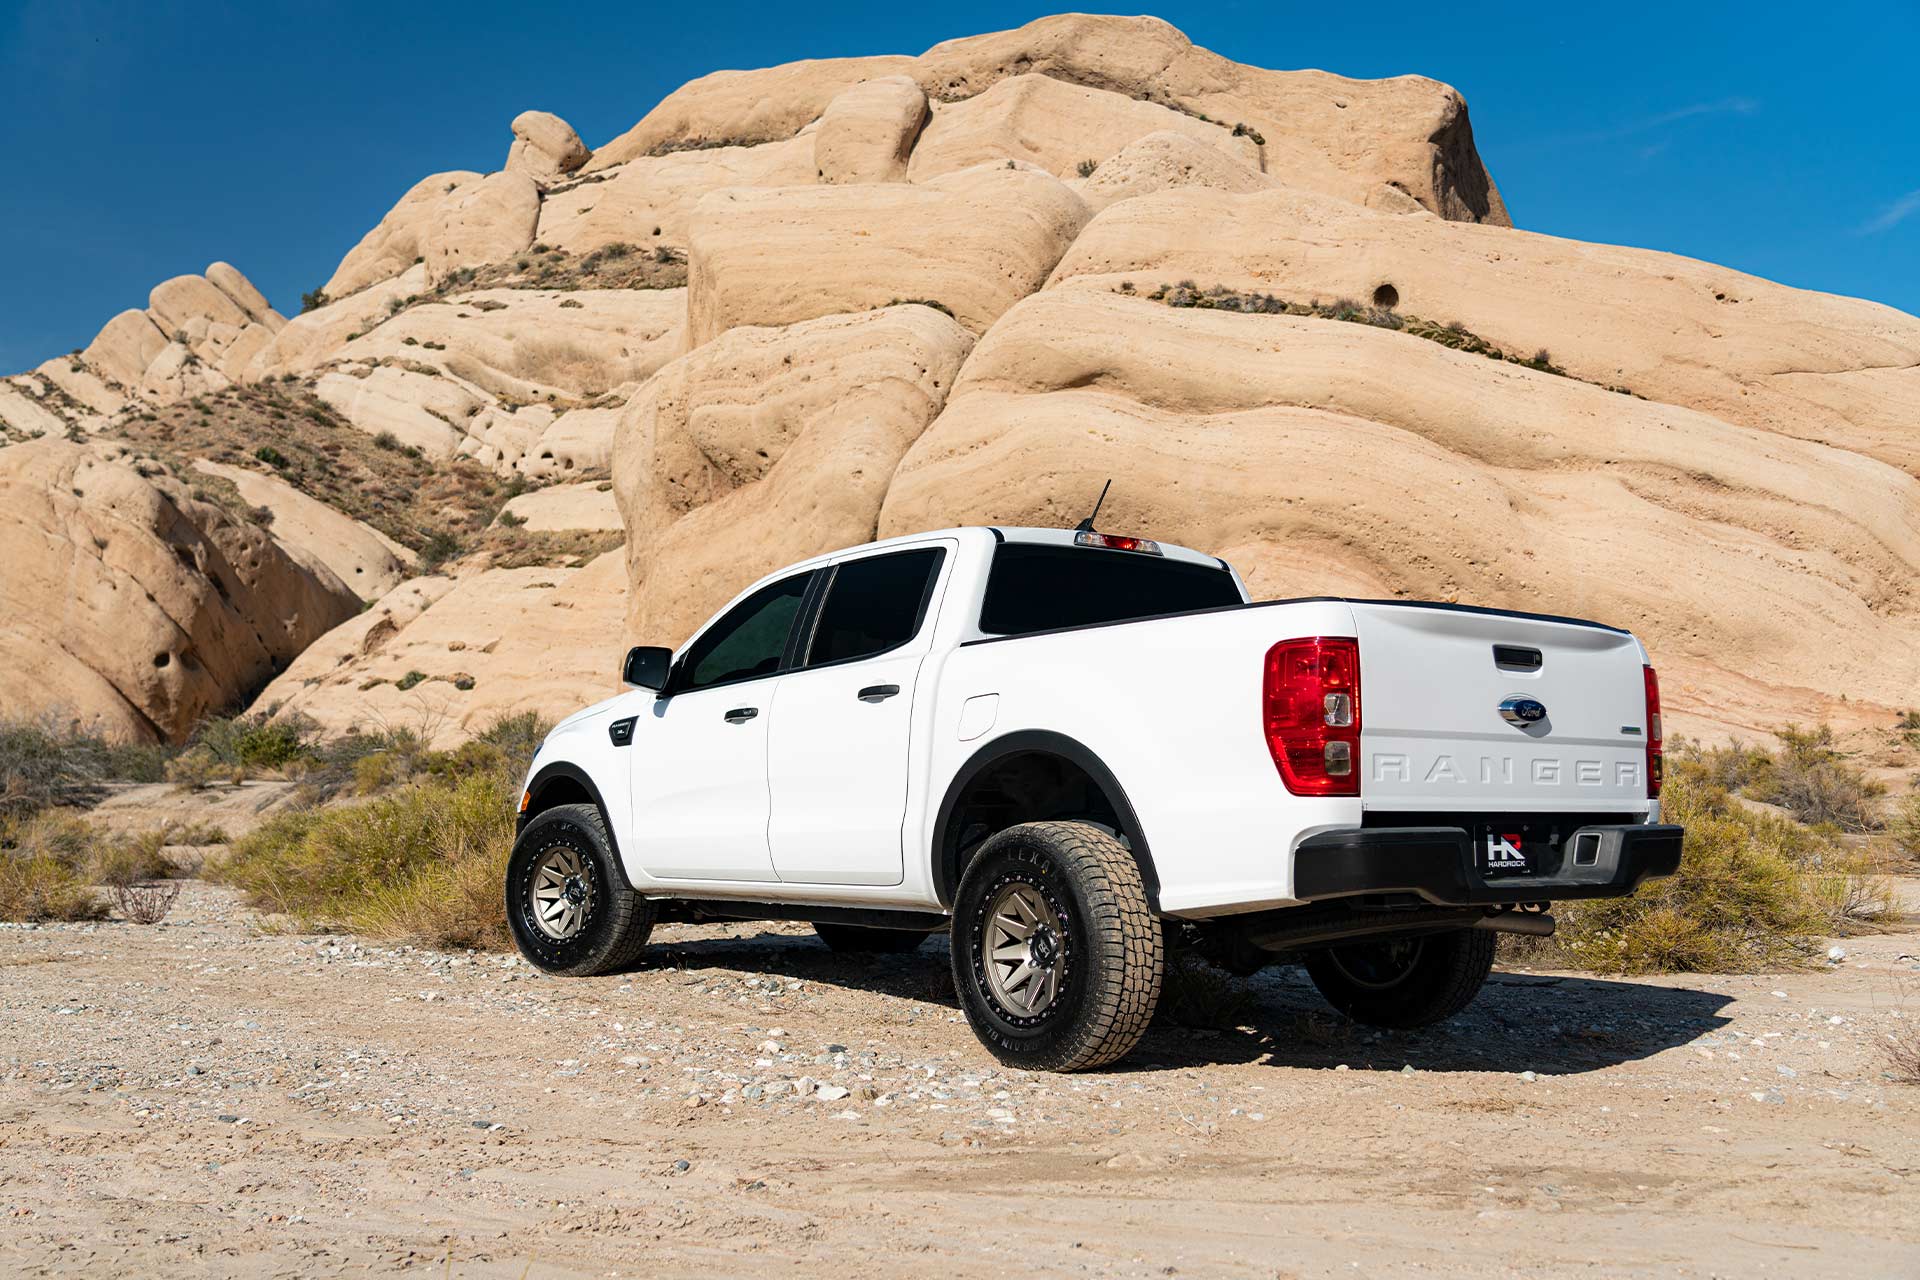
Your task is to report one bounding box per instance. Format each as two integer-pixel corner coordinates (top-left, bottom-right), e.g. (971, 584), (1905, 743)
(3, 883), (1918, 1279)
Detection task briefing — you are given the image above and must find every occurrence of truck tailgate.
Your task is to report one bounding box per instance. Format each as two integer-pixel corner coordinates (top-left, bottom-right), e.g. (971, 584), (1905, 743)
(1350, 603), (1652, 813)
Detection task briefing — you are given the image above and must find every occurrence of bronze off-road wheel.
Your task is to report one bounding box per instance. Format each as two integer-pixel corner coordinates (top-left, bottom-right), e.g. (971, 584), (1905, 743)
(950, 821), (1163, 1072)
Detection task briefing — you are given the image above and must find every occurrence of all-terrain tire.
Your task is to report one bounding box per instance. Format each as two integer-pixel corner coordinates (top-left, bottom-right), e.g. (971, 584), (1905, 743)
(1304, 928), (1495, 1029)
(950, 820), (1163, 1072)
(506, 803), (655, 976)
(812, 922), (933, 953)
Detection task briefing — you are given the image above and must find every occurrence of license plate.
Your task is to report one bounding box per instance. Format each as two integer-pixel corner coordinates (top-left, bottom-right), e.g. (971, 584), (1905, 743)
(1482, 829), (1532, 876)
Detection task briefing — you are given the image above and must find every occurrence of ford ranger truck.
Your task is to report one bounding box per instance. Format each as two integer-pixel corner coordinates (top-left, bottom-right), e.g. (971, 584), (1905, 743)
(508, 526), (1682, 1071)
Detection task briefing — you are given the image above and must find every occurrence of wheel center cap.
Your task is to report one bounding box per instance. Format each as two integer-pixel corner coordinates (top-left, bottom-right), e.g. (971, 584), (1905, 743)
(563, 876), (587, 905)
(1030, 925), (1059, 968)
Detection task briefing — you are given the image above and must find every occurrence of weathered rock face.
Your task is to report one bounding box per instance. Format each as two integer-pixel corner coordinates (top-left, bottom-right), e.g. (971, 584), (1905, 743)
(588, 13), (1507, 225)
(612, 304), (972, 645)
(814, 76), (928, 184)
(323, 172), (482, 299)
(191, 459), (415, 601)
(496, 481), (621, 532)
(686, 164), (1088, 344)
(255, 553), (627, 747)
(534, 138), (818, 258)
(907, 74), (1258, 181)
(422, 170), (541, 284)
(505, 110), (592, 185)
(0, 264), (287, 440)
(878, 289), (1920, 734)
(1046, 186), (1920, 476)
(0, 440), (362, 742)
(1069, 130), (1276, 212)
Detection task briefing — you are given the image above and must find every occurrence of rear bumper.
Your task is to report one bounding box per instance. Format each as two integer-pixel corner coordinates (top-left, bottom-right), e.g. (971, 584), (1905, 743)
(1292, 822), (1683, 906)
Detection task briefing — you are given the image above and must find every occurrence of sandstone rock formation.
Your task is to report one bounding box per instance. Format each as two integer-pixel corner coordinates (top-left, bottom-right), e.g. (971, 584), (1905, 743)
(191, 459), (415, 600)
(535, 138), (818, 258)
(613, 304), (971, 644)
(1047, 186), (1920, 477)
(0, 440), (361, 742)
(588, 14), (1507, 224)
(815, 77), (928, 184)
(1069, 130), (1276, 211)
(255, 553), (627, 746)
(506, 110), (592, 185)
(497, 482), (621, 532)
(322, 172), (482, 299)
(686, 163), (1088, 343)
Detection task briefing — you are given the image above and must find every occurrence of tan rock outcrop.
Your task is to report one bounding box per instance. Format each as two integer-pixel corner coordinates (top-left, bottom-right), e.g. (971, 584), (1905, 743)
(880, 289), (1920, 731)
(83, 309), (170, 386)
(147, 274), (250, 336)
(907, 74), (1258, 181)
(519, 405), (623, 479)
(0, 439), (361, 742)
(614, 305), (972, 644)
(246, 264), (430, 378)
(535, 138), (816, 257)
(257, 553), (627, 747)
(205, 262), (286, 330)
(1046, 186), (1920, 475)
(497, 482), (622, 532)
(0, 381), (70, 438)
(1069, 130), (1275, 212)
(814, 76), (928, 183)
(506, 110), (592, 184)
(314, 366), (478, 458)
(422, 170), (540, 284)
(191, 459), (414, 600)
(588, 14), (1506, 224)
(335, 287), (685, 403)
(686, 163), (1087, 345)
(322, 171), (482, 299)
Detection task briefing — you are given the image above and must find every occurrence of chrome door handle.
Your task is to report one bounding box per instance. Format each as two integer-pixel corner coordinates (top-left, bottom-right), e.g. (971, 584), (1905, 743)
(723, 706), (759, 723)
(857, 684), (901, 703)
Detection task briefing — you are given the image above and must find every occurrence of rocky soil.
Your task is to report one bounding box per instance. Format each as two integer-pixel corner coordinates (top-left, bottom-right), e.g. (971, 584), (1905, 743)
(3, 882), (1917, 1277)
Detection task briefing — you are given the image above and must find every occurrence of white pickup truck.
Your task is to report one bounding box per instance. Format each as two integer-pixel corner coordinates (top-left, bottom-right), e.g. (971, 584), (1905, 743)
(509, 525), (1681, 1070)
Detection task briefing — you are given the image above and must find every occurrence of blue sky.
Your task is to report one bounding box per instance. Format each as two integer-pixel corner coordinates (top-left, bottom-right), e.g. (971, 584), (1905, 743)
(2, 0), (1915, 372)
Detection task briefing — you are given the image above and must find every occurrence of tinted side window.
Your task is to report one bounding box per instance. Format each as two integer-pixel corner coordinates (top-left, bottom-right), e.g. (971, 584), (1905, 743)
(806, 548), (945, 666)
(680, 571), (814, 691)
(979, 544), (1242, 637)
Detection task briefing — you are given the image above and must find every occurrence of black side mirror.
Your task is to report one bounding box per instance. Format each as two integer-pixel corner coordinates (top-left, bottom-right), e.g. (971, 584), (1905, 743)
(622, 645), (672, 691)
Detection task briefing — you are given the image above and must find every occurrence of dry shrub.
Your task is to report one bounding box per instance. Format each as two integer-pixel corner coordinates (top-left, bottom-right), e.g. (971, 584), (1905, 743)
(0, 717), (175, 817)
(213, 768), (515, 949)
(1885, 1021), (1920, 1085)
(511, 338), (640, 395)
(92, 828), (173, 887)
(1891, 794), (1920, 863)
(1542, 769), (1900, 974)
(0, 812), (106, 922)
(1750, 724), (1886, 831)
(113, 880), (181, 924)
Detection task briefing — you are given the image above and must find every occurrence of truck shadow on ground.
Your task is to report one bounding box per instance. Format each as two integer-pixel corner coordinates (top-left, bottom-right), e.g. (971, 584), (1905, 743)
(639, 928), (1735, 1078)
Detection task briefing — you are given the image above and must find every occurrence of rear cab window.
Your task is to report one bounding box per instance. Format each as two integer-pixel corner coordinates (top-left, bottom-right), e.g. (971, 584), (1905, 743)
(979, 542), (1244, 637)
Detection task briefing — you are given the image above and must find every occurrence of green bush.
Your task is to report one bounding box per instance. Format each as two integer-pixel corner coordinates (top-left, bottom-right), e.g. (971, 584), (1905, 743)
(213, 768), (515, 949)
(0, 812), (107, 921)
(191, 713), (316, 772)
(1541, 769), (1898, 973)
(0, 718), (176, 816)
(1749, 724), (1885, 831)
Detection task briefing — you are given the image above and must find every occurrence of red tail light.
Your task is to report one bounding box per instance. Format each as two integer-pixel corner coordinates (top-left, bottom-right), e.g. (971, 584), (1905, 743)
(1263, 637), (1361, 796)
(1643, 664), (1664, 799)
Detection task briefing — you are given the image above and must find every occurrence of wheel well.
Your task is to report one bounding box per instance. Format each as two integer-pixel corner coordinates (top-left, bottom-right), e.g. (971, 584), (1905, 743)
(525, 773), (594, 818)
(934, 743), (1157, 910)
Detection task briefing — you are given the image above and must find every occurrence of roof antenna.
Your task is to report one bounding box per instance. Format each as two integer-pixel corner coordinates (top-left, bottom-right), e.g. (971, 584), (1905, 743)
(1074, 479), (1112, 534)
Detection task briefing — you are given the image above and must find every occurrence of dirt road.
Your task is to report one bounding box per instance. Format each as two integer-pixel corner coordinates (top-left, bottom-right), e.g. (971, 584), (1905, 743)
(3, 883), (1916, 1277)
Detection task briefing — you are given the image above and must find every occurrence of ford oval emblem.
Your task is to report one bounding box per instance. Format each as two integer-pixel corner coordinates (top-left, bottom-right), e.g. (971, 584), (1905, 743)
(1499, 696), (1548, 727)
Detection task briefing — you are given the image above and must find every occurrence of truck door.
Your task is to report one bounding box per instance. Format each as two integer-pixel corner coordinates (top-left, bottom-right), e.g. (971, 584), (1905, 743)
(627, 569), (815, 881)
(767, 544), (951, 885)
